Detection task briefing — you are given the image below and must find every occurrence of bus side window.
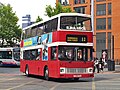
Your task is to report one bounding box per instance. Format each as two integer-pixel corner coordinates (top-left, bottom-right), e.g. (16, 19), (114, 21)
(77, 49), (82, 60)
(36, 49), (41, 60)
(0, 52), (2, 59)
(23, 50), (29, 60)
(51, 47), (57, 60)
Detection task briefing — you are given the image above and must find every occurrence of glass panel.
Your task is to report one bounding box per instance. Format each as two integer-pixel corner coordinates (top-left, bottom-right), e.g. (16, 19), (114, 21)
(13, 48), (20, 61)
(108, 18), (111, 30)
(60, 16), (91, 31)
(58, 46), (92, 61)
(108, 3), (112, 15)
(0, 51), (12, 59)
(96, 0), (106, 2)
(51, 47), (57, 60)
(96, 4), (106, 16)
(23, 49), (40, 60)
(74, 0), (85, 4)
(96, 18), (106, 30)
(58, 0), (69, 6)
(23, 18), (58, 39)
(108, 32), (111, 59)
(74, 6), (85, 14)
(96, 33), (106, 59)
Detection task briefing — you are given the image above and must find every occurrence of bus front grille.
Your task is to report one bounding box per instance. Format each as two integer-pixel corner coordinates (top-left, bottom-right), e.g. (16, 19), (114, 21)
(66, 68), (87, 74)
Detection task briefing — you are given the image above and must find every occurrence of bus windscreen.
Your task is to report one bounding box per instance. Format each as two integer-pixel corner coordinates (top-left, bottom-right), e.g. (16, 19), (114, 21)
(0, 51), (12, 59)
(60, 16), (91, 31)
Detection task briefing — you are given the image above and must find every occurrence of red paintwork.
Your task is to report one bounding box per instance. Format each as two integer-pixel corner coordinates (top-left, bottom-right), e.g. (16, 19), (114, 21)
(20, 40), (24, 47)
(52, 31), (93, 43)
(20, 31), (94, 79)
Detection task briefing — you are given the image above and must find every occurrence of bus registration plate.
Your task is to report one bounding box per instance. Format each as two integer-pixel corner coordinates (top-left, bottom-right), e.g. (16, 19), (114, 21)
(73, 75), (82, 77)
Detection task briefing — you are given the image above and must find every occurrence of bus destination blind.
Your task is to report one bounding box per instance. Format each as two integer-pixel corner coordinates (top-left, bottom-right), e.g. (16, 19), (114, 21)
(66, 35), (87, 43)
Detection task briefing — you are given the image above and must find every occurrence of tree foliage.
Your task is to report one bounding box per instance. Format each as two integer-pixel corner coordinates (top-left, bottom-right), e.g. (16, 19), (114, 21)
(0, 3), (22, 47)
(45, 3), (72, 17)
(35, 16), (43, 23)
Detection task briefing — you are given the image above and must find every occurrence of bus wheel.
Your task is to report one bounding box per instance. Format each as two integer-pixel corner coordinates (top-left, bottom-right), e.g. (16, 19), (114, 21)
(44, 67), (49, 80)
(0, 61), (3, 65)
(25, 66), (29, 77)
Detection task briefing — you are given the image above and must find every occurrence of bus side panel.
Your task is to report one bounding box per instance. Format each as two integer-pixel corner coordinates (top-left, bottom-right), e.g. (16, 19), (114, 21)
(52, 31), (93, 43)
(37, 61), (48, 76)
(20, 59), (26, 73)
(36, 48), (44, 76)
(29, 60), (39, 75)
(20, 60), (37, 75)
(48, 61), (60, 78)
(45, 47), (59, 78)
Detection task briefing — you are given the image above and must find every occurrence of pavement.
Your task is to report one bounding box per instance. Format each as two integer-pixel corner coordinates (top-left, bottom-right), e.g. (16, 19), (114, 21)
(95, 65), (120, 74)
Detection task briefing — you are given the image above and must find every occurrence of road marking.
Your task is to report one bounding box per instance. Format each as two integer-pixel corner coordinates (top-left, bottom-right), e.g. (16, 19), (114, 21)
(6, 81), (34, 90)
(0, 73), (23, 76)
(0, 78), (16, 83)
(49, 83), (61, 90)
(92, 78), (96, 90)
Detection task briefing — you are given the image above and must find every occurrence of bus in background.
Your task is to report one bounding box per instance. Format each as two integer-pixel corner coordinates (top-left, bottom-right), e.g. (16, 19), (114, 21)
(0, 47), (20, 66)
(20, 13), (94, 80)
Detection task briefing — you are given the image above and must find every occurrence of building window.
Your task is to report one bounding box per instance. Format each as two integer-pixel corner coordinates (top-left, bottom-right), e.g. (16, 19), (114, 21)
(96, 18), (106, 30)
(108, 32), (111, 59)
(58, 0), (69, 6)
(96, 4), (106, 16)
(74, 0), (85, 4)
(96, 0), (106, 2)
(74, 6), (85, 14)
(108, 3), (112, 15)
(96, 33), (106, 59)
(108, 18), (111, 30)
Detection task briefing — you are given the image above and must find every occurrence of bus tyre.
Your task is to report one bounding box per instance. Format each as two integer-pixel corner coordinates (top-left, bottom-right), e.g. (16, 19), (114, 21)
(25, 66), (29, 77)
(44, 67), (49, 80)
(0, 61), (3, 65)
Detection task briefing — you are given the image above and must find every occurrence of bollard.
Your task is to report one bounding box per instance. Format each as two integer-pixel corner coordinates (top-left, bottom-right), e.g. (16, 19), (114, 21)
(110, 60), (115, 71)
(107, 60), (111, 71)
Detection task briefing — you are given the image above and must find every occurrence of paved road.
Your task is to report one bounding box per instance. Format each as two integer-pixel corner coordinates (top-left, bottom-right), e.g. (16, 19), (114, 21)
(0, 66), (120, 90)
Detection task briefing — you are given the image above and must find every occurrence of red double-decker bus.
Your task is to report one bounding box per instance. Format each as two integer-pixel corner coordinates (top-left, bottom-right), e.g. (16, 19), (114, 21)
(20, 13), (94, 80)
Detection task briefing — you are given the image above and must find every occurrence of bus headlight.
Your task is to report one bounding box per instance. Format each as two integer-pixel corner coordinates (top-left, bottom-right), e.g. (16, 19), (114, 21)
(87, 68), (93, 73)
(60, 68), (66, 74)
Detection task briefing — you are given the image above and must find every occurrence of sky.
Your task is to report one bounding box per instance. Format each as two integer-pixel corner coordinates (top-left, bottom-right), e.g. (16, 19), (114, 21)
(0, 0), (56, 27)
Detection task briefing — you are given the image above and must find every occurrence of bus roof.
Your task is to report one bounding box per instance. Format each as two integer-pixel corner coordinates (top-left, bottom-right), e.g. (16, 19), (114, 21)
(23, 13), (91, 31)
(0, 47), (13, 51)
(0, 47), (19, 51)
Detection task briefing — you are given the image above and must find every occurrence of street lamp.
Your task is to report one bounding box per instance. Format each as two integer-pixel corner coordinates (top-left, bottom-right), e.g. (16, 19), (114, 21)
(91, 0), (94, 34)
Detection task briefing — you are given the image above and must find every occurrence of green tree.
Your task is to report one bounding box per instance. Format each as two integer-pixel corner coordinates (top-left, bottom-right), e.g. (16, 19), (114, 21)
(36, 16), (43, 23)
(0, 3), (22, 47)
(45, 3), (72, 17)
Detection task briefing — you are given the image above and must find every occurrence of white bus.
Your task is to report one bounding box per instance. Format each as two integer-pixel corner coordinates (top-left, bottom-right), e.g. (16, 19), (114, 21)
(0, 47), (20, 66)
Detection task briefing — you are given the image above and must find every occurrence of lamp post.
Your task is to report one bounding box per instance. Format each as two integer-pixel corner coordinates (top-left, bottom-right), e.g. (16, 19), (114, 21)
(91, 0), (94, 34)
(91, 0), (95, 58)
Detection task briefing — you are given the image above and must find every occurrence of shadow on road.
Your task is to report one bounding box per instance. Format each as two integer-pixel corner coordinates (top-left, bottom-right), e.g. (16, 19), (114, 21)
(21, 74), (93, 83)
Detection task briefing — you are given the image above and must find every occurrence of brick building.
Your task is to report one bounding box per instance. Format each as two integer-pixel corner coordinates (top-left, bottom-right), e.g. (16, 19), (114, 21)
(56, 0), (120, 63)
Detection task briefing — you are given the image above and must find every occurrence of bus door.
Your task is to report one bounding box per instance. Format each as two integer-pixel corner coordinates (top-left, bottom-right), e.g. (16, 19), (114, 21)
(31, 48), (41, 75)
(48, 46), (59, 77)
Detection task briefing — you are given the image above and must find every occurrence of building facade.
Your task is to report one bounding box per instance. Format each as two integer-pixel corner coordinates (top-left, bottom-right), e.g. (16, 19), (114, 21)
(22, 14), (34, 28)
(56, 0), (120, 62)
